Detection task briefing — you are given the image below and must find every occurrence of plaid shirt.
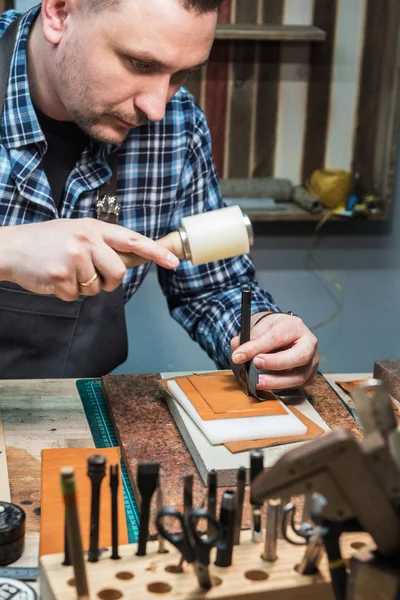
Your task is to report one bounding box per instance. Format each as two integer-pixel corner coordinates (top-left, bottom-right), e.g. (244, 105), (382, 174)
(0, 6), (279, 369)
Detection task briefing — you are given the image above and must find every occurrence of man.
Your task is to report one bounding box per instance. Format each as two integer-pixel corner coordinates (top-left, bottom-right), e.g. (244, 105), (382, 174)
(0, 0), (319, 385)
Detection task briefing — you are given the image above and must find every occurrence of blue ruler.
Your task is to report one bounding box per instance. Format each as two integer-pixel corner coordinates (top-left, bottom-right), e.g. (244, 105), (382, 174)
(76, 379), (139, 543)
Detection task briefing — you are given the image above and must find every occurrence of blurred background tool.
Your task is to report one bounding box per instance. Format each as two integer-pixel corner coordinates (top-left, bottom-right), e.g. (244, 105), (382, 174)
(250, 449), (264, 543)
(233, 466), (246, 545)
(156, 506), (220, 589)
(215, 490), (236, 568)
(87, 454), (106, 563)
(60, 467), (89, 600)
(206, 470), (217, 537)
(136, 462), (159, 557)
(109, 464), (120, 560)
(262, 499), (280, 562)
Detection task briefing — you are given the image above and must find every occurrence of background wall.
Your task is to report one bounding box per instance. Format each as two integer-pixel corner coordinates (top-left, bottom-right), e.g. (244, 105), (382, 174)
(11, 0), (400, 375)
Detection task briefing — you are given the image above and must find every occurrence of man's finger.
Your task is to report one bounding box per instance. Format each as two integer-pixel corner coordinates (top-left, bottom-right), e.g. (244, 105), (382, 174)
(253, 339), (316, 371)
(231, 321), (301, 364)
(91, 245), (126, 292)
(75, 250), (103, 297)
(100, 224), (180, 270)
(256, 363), (317, 391)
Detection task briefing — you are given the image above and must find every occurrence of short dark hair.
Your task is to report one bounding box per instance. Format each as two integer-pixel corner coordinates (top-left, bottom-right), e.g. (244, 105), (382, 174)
(180, 0), (223, 12)
(81, 0), (223, 14)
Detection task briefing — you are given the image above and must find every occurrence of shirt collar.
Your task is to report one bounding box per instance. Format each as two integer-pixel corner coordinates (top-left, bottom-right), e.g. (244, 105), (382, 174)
(1, 5), (44, 150)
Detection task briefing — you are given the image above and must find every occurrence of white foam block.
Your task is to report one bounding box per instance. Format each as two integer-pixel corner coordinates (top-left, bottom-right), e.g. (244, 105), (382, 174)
(160, 373), (330, 486)
(166, 380), (307, 445)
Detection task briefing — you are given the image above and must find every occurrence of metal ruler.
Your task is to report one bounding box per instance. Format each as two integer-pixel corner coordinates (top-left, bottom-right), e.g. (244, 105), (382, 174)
(76, 379), (139, 543)
(0, 567), (39, 582)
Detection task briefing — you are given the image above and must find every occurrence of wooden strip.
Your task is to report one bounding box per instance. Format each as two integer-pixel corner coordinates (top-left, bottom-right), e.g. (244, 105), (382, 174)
(204, 0), (232, 176)
(301, 0), (338, 183)
(0, 411), (10, 503)
(274, 0), (314, 184)
(227, 0), (258, 178)
(252, 0), (284, 177)
(215, 24), (326, 41)
(373, 0), (400, 196)
(325, 0), (366, 171)
(352, 0), (393, 190)
(248, 0), (263, 178)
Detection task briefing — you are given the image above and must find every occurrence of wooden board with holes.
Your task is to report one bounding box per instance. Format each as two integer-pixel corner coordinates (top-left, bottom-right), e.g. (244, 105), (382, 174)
(40, 530), (375, 600)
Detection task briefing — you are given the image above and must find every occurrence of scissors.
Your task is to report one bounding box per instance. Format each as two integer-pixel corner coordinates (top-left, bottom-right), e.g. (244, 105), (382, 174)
(156, 507), (220, 589)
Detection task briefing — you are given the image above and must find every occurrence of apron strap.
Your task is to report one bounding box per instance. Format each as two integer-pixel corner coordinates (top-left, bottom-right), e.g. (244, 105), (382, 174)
(0, 16), (23, 120)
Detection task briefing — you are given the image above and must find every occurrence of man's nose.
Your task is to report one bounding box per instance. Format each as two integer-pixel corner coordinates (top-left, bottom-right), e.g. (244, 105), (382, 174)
(135, 77), (172, 123)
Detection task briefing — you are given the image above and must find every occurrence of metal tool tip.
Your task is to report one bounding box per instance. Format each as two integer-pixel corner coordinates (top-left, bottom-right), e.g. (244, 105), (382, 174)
(237, 466), (246, 481)
(221, 490), (236, 510)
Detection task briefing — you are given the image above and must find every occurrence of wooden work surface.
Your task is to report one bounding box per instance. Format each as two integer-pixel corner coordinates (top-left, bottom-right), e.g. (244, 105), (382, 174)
(0, 372), (363, 586)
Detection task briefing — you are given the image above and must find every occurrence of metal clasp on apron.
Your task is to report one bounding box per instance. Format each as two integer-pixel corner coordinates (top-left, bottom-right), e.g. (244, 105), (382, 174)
(95, 194), (121, 225)
(95, 152), (121, 225)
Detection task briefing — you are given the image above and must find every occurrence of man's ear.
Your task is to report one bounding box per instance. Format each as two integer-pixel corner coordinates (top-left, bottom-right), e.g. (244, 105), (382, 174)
(41, 0), (73, 45)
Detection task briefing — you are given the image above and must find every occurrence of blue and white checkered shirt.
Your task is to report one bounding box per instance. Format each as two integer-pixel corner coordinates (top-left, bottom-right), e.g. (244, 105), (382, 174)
(0, 6), (280, 369)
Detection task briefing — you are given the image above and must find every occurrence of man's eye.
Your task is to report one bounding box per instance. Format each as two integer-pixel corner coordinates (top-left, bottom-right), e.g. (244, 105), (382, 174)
(128, 59), (152, 74)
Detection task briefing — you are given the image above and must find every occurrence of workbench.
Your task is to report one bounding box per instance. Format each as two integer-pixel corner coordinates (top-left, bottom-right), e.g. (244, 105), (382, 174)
(0, 372), (370, 596)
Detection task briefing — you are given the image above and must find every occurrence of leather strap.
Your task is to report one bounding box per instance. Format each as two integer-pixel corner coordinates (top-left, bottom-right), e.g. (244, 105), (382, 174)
(0, 16), (23, 120)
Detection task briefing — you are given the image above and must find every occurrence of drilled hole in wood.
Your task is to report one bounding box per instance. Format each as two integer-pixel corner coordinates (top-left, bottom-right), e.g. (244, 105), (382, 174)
(115, 571), (134, 581)
(147, 582), (172, 594)
(245, 570), (269, 582)
(97, 589), (123, 599)
(351, 542), (366, 550)
(67, 578), (75, 587)
(165, 565), (183, 574)
(211, 575), (222, 587)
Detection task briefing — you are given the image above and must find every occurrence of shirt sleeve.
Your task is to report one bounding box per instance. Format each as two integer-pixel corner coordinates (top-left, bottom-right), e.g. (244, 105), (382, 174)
(157, 100), (281, 369)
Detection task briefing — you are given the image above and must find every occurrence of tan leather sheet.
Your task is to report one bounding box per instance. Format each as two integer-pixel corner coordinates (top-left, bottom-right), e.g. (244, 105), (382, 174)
(224, 406), (325, 453)
(40, 447), (128, 557)
(159, 372), (286, 420)
(160, 372), (325, 452)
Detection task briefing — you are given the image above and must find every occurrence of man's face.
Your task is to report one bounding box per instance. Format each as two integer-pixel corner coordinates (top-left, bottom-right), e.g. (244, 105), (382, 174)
(48, 0), (217, 143)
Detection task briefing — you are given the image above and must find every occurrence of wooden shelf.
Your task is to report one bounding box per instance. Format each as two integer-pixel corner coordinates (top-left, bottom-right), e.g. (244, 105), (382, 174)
(215, 24), (327, 42)
(244, 208), (387, 223)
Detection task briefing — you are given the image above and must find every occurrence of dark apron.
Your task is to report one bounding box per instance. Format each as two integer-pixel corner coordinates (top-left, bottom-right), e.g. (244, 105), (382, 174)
(0, 17), (128, 378)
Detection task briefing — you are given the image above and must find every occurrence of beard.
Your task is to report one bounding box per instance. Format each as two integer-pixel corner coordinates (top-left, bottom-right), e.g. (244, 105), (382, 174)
(54, 38), (148, 144)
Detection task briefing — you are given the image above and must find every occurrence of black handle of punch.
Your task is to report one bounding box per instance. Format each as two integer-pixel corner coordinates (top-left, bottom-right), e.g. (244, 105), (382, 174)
(239, 286), (252, 346)
(250, 450), (264, 506)
(110, 465), (120, 560)
(137, 500), (152, 556)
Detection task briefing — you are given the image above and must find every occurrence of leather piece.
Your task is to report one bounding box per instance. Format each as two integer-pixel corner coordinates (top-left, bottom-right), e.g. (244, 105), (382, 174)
(224, 406), (325, 453)
(188, 372), (283, 412)
(159, 371), (286, 420)
(40, 447), (128, 557)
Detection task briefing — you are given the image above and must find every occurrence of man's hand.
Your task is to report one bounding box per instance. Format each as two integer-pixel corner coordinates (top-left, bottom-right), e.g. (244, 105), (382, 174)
(0, 218), (180, 301)
(230, 312), (319, 390)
